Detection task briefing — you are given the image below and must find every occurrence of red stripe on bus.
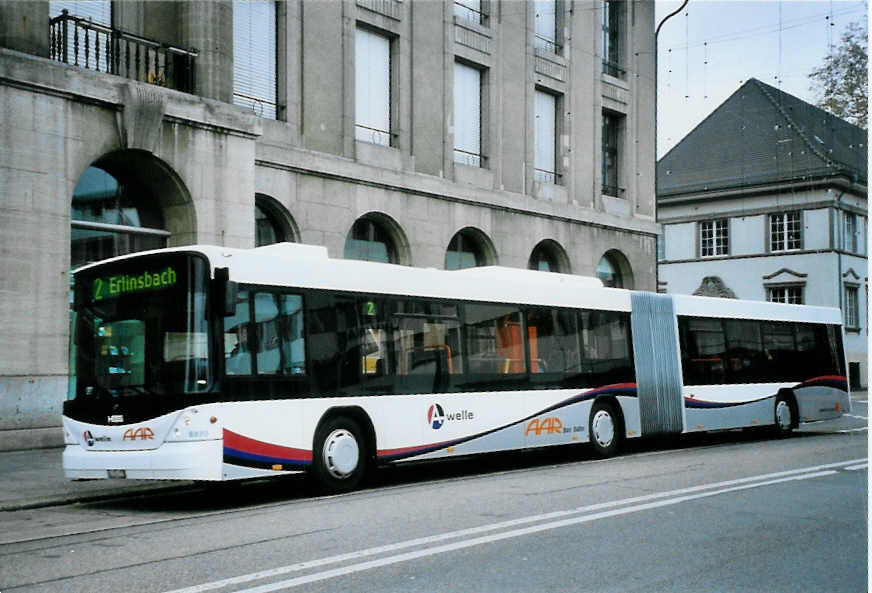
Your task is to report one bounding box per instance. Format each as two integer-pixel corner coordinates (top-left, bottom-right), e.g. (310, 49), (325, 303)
(223, 429), (313, 462)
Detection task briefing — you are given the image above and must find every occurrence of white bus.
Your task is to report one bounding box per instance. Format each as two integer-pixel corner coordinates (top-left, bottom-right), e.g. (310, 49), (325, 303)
(63, 243), (850, 492)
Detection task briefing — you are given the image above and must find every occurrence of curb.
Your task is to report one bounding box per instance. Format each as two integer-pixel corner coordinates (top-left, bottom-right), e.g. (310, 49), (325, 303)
(0, 482), (195, 512)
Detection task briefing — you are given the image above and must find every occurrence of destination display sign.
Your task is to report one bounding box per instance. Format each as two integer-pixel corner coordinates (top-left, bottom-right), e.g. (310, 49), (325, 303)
(92, 266), (178, 301)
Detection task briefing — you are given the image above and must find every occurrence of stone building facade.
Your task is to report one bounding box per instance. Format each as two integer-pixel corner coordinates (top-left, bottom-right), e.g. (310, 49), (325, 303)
(0, 0), (657, 449)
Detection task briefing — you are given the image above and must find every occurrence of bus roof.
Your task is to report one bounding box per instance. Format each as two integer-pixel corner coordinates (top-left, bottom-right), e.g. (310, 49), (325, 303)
(75, 243), (843, 324)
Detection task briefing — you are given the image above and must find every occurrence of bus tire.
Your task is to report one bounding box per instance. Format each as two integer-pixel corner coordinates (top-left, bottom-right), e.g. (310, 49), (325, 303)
(773, 391), (797, 438)
(589, 400), (622, 457)
(312, 416), (367, 493)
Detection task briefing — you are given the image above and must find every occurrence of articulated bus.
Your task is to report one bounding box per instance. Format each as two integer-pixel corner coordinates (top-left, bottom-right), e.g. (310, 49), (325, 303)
(63, 243), (850, 491)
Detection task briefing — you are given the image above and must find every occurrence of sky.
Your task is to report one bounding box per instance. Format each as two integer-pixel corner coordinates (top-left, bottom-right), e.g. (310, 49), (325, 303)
(655, 0), (868, 158)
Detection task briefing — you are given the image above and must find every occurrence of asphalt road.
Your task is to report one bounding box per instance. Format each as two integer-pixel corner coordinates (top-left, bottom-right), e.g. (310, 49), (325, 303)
(1, 403), (867, 593)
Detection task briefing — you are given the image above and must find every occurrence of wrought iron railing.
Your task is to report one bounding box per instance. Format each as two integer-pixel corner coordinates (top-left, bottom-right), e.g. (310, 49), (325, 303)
(534, 34), (563, 56)
(602, 60), (626, 78)
(453, 148), (485, 168)
(49, 10), (198, 93)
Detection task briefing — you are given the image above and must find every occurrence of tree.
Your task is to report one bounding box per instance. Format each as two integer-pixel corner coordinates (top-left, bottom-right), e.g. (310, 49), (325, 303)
(809, 21), (867, 128)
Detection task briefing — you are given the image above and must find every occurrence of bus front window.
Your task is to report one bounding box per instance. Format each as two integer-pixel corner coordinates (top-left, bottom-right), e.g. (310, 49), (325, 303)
(70, 255), (212, 401)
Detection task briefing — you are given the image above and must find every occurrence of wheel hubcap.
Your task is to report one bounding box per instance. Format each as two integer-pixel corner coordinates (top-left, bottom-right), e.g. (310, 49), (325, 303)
(323, 429), (360, 479)
(776, 400), (792, 430)
(592, 410), (615, 448)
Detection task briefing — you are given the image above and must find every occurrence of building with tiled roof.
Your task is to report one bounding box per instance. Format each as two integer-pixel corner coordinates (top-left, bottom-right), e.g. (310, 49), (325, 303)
(657, 78), (867, 388)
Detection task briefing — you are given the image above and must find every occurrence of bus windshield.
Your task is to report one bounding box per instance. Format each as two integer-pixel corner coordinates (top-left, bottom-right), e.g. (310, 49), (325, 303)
(69, 254), (211, 402)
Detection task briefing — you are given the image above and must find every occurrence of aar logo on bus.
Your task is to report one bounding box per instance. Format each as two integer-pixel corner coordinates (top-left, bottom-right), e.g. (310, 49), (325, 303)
(427, 404), (446, 429)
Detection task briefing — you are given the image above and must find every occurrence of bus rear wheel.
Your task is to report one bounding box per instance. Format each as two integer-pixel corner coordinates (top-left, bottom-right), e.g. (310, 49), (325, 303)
(589, 401), (622, 457)
(773, 392), (797, 438)
(312, 416), (367, 493)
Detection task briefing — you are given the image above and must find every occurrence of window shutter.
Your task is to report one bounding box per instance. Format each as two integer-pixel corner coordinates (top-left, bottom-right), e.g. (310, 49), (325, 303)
(355, 27), (391, 145)
(453, 62), (481, 165)
(233, 1), (277, 119)
(534, 90), (556, 179)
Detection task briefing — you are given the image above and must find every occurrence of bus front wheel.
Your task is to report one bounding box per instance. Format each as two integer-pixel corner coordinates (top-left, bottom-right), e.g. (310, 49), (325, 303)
(312, 416), (367, 493)
(589, 400), (622, 457)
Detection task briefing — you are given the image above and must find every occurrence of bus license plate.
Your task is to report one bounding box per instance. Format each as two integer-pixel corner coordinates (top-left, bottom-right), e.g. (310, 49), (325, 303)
(107, 469), (126, 479)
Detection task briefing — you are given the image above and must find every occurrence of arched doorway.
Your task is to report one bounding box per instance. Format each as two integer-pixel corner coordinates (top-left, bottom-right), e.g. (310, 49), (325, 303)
(70, 150), (194, 269)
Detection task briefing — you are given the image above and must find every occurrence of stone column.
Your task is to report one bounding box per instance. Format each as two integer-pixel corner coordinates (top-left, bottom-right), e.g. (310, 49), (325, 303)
(0, 1), (50, 57)
(178, 0), (233, 103)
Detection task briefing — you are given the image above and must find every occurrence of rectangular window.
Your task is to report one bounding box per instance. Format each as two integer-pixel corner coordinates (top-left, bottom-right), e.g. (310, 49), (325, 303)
(308, 295), (361, 393)
(233, 1), (277, 120)
(845, 285), (859, 329)
(723, 320), (765, 383)
(391, 300), (464, 393)
(526, 308), (581, 380)
(602, 112), (621, 196)
(580, 310), (634, 385)
(679, 317), (726, 385)
(225, 290), (305, 376)
(464, 304), (526, 376)
(454, 62), (483, 167)
(844, 212), (857, 252)
(699, 220), (729, 257)
(355, 26), (391, 146)
(534, 0), (561, 54)
(534, 90), (558, 184)
(602, 0), (624, 77)
(770, 211), (802, 251)
(761, 322), (796, 380)
(766, 286), (803, 304)
(454, 0), (487, 25)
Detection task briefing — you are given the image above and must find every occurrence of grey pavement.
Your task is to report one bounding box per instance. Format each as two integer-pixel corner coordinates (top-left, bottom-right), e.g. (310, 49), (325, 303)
(0, 390), (866, 512)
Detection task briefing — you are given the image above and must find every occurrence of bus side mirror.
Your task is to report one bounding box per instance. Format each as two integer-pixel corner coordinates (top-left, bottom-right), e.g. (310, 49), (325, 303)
(213, 267), (237, 317)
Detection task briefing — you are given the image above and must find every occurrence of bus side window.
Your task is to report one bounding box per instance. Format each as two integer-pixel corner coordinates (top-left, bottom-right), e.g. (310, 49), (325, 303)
(279, 294), (305, 375)
(580, 310), (634, 386)
(389, 299), (464, 394)
(224, 289), (252, 375)
(250, 292), (306, 376)
(307, 295), (360, 394)
(761, 321), (796, 381)
(724, 320), (765, 383)
(678, 317), (726, 385)
(464, 304), (525, 376)
(526, 308), (581, 382)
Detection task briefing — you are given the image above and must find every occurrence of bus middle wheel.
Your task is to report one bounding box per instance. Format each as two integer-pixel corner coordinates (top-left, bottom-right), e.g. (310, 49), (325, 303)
(589, 400), (622, 458)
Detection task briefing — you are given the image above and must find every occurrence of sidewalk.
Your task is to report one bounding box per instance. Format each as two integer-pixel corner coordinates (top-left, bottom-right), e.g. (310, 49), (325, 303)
(0, 390), (866, 512)
(0, 447), (192, 512)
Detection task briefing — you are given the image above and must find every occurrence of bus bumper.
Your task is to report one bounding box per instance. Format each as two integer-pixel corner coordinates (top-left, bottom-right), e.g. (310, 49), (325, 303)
(62, 439), (223, 481)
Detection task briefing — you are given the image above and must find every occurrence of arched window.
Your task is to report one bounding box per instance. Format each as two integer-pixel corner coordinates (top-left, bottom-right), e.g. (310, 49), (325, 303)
(445, 228), (493, 270)
(597, 250), (633, 289)
(345, 217), (398, 263)
(255, 195), (298, 247)
(70, 166), (167, 269)
(528, 240), (569, 273)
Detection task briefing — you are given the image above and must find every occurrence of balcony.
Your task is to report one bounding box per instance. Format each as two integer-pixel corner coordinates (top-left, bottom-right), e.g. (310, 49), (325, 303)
(49, 10), (198, 94)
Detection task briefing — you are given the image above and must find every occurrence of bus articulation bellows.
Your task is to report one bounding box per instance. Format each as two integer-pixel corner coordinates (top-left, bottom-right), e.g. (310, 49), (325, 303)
(63, 243), (850, 492)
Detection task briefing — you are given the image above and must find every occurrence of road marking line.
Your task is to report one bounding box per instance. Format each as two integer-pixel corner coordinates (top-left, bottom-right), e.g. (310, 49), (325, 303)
(843, 414), (868, 420)
(161, 458), (864, 593)
(845, 463), (868, 471)
(231, 471), (839, 593)
(838, 427), (869, 433)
